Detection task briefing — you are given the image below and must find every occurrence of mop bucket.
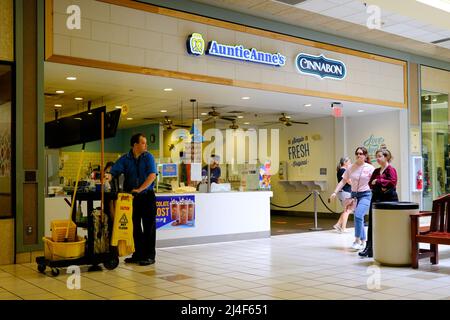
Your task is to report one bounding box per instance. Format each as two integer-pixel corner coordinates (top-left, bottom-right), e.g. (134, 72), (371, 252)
(43, 236), (86, 261)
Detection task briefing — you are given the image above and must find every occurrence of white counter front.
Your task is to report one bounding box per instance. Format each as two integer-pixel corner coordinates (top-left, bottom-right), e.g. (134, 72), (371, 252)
(45, 191), (272, 247)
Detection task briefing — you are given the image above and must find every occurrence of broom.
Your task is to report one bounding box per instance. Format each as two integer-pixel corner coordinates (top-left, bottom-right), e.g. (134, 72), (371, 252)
(64, 142), (86, 242)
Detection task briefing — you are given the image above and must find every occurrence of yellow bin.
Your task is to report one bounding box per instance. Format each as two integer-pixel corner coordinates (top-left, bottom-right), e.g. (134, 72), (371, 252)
(43, 236), (86, 261)
(51, 220), (77, 242)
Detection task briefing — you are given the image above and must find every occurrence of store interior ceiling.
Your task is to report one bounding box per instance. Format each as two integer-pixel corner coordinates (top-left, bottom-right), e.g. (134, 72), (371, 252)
(191, 0), (450, 63)
(44, 62), (396, 130)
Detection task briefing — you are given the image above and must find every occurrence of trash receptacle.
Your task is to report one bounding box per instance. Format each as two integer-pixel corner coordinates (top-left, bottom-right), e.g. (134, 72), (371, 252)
(373, 202), (419, 266)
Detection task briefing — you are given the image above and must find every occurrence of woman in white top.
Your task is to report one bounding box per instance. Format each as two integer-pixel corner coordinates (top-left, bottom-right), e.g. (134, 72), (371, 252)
(330, 147), (375, 251)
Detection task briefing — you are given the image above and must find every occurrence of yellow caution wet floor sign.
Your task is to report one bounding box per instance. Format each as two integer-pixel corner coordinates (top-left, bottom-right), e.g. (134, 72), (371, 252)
(111, 193), (135, 256)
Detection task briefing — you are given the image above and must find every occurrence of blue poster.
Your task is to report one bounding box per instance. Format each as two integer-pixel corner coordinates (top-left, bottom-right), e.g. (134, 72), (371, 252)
(161, 163), (178, 177)
(156, 195), (195, 229)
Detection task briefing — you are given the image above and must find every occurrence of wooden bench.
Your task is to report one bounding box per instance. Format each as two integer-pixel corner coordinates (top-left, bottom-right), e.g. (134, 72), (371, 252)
(410, 194), (450, 269)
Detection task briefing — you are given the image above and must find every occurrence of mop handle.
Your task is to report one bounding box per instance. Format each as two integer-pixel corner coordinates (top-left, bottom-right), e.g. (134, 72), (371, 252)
(101, 112), (104, 216)
(66, 143), (86, 241)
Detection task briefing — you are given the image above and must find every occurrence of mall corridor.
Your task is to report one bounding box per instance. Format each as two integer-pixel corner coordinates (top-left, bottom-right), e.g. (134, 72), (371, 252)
(1, 229), (450, 300)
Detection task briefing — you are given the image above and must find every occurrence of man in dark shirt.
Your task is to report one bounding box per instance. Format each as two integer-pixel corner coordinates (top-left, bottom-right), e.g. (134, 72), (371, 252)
(107, 133), (157, 266)
(202, 155), (221, 184)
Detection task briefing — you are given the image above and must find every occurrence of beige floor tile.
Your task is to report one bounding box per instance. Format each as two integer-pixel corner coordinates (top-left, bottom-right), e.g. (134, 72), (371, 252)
(207, 286), (241, 294)
(269, 290), (307, 299)
(134, 288), (174, 299)
(8, 287), (49, 296)
(163, 285), (199, 294)
(312, 291), (353, 300)
(0, 292), (22, 300)
(21, 293), (62, 300)
(224, 290), (262, 299)
(152, 294), (191, 300)
(271, 283), (304, 291)
(63, 294), (106, 300)
(84, 286), (135, 298)
(202, 294), (235, 300)
(180, 289), (217, 299)
(246, 295), (279, 300)
(109, 294), (148, 300)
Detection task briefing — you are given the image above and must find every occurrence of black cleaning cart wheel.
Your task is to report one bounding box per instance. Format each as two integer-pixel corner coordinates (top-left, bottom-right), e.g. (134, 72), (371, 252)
(51, 268), (60, 276)
(103, 256), (119, 270)
(37, 264), (46, 273)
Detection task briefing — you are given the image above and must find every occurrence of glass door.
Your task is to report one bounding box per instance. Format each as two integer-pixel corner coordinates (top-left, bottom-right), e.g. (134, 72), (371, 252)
(421, 91), (449, 210)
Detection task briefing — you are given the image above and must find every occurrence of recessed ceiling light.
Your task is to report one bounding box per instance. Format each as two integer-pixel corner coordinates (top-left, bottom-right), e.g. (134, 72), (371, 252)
(127, 117), (133, 120)
(56, 90), (64, 94)
(286, 116), (291, 119)
(74, 97), (83, 101)
(115, 106), (122, 109)
(160, 110), (168, 113)
(304, 104), (312, 107)
(66, 76), (77, 81)
(74, 117), (82, 121)
(237, 116), (244, 119)
(357, 110), (364, 113)
(163, 88), (173, 92)
(241, 97), (250, 100)
(201, 112), (208, 116)
(54, 104), (62, 107)
(244, 122), (250, 125)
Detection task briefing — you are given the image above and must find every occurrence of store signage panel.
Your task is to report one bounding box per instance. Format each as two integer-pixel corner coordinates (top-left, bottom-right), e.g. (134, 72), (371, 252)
(187, 33), (286, 67)
(295, 53), (346, 80)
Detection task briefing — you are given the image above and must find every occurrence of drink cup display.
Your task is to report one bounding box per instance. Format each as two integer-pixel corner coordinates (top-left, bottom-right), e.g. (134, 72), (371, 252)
(188, 200), (195, 221)
(179, 200), (188, 225)
(170, 200), (179, 222)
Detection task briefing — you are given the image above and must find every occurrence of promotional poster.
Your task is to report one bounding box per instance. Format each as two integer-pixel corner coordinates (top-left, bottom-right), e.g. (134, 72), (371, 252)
(156, 195), (196, 229)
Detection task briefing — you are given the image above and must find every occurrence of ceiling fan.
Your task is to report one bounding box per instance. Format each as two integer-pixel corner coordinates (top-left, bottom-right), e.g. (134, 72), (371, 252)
(143, 115), (191, 130)
(264, 113), (308, 127)
(218, 119), (239, 130)
(203, 106), (238, 123)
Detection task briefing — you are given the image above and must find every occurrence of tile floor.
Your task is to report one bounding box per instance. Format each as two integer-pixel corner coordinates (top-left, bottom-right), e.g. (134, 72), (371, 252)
(1, 229), (450, 300)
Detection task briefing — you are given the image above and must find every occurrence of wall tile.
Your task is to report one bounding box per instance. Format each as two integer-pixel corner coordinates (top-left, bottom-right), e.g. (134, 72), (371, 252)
(71, 38), (109, 61)
(207, 25), (236, 45)
(178, 20), (208, 39)
(129, 28), (162, 50)
(206, 59), (236, 79)
(162, 34), (186, 55)
(235, 64), (262, 83)
(110, 4), (145, 29)
(178, 55), (207, 75)
(53, 34), (71, 56)
(110, 44), (145, 66)
(145, 50), (178, 71)
(80, 0), (110, 23)
(146, 12), (178, 35)
(92, 21), (128, 46)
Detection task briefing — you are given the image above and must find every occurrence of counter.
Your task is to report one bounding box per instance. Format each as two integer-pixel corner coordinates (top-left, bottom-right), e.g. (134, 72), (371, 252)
(45, 191), (272, 248)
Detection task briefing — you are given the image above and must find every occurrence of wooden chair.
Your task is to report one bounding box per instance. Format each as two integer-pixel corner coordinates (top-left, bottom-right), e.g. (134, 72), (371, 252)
(410, 194), (450, 269)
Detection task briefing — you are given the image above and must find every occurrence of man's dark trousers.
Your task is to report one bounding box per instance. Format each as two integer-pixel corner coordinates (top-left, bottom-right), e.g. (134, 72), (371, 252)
(132, 191), (157, 260)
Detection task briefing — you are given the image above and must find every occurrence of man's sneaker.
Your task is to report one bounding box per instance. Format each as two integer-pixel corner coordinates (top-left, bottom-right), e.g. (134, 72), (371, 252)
(139, 258), (155, 266)
(333, 224), (341, 231)
(351, 242), (364, 250)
